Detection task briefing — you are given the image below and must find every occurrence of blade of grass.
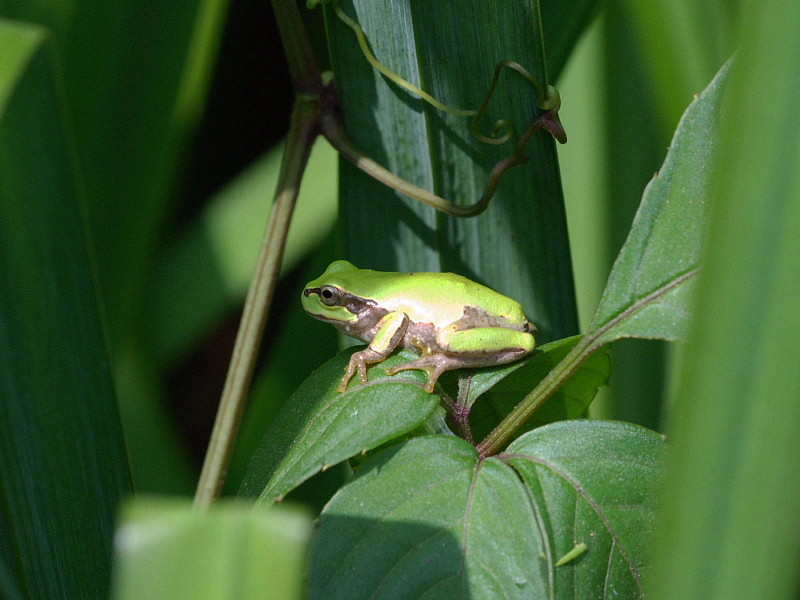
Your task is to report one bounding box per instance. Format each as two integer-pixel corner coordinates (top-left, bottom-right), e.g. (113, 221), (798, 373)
(1, 0), (233, 492)
(0, 22), (131, 599)
(648, 2), (800, 598)
(114, 499), (311, 600)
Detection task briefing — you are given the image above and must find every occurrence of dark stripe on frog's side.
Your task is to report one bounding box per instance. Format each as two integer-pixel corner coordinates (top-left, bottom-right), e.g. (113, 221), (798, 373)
(336, 289), (380, 316)
(303, 287), (379, 316)
(459, 305), (538, 335)
(306, 288), (389, 342)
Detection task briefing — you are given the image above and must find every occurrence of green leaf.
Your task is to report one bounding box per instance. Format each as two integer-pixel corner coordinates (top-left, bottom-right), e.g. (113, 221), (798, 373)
(540, 0), (600, 80)
(587, 59), (732, 347)
(647, 2), (800, 599)
(505, 421), (664, 598)
(0, 20), (44, 113)
(113, 499), (311, 600)
(0, 22), (131, 599)
(468, 336), (611, 441)
(310, 421), (664, 599)
(2, 0), (232, 492)
(618, 0), (735, 137)
(239, 349), (439, 503)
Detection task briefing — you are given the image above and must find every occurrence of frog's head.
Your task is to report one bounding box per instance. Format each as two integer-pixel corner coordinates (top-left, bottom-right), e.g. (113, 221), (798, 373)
(301, 260), (364, 324)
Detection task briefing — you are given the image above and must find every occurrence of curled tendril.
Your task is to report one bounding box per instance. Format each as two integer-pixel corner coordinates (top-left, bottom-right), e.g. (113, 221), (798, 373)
(472, 60), (564, 145)
(322, 0), (476, 117)
(313, 0), (560, 132)
(311, 0), (567, 217)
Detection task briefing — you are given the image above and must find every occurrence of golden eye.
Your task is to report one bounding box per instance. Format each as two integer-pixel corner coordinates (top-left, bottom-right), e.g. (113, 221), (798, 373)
(319, 285), (340, 306)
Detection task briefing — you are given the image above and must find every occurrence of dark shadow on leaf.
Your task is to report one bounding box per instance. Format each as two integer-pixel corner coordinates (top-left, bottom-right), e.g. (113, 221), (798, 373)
(309, 514), (471, 600)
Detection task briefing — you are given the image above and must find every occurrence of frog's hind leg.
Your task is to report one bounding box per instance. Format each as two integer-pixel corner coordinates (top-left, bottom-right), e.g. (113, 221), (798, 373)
(385, 354), (463, 393)
(440, 326), (535, 356)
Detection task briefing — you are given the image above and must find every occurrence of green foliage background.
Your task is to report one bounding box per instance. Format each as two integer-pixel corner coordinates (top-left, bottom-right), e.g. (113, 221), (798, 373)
(2, 0), (799, 598)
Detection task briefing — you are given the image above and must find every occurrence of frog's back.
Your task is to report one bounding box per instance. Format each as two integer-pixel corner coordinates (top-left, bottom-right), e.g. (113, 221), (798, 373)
(373, 270), (529, 326)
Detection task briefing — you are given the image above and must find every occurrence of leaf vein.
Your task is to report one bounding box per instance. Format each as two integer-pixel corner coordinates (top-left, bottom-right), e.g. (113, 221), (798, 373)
(503, 452), (645, 595)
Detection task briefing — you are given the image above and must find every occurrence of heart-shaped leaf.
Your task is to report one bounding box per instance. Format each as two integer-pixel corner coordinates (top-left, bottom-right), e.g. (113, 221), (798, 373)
(310, 421), (664, 599)
(239, 348), (438, 503)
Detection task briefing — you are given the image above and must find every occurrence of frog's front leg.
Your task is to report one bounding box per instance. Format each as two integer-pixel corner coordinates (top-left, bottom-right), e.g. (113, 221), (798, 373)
(339, 311), (409, 392)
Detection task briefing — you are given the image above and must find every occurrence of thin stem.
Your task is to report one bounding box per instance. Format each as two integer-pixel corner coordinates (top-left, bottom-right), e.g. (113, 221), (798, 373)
(272, 0), (322, 94)
(476, 335), (594, 457)
(452, 404), (475, 445)
(194, 99), (320, 508)
(477, 269), (702, 456)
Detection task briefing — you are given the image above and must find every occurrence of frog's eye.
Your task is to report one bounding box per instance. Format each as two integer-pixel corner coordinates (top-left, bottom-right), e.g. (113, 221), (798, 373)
(319, 285), (341, 306)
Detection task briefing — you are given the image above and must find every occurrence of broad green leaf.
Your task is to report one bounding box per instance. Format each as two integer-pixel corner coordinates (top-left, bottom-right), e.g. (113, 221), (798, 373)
(505, 421), (664, 598)
(3, 0), (231, 339)
(587, 59), (731, 347)
(239, 349), (438, 503)
(0, 23), (131, 600)
(328, 0), (579, 343)
(1, 0), (231, 492)
(648, 2), (800, 599)
(309, 436), (547, 599)
(113, 499), (311, 600)
(310, 421), (664, 599)
(468, 336), (611, 441)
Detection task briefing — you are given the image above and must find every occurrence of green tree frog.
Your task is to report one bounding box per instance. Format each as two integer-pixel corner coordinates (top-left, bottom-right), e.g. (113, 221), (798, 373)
(301, 260), (537, 393)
